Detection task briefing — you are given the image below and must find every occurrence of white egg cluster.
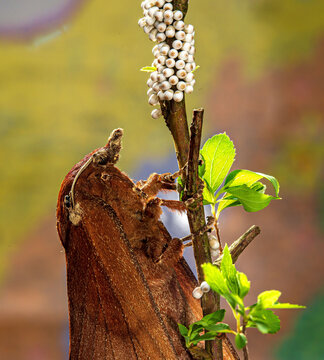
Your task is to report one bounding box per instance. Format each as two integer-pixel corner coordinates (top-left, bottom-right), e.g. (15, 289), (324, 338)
(192, 281), (211, 300)
(138, 0), (196, 119)
(209, 234), (220, 260)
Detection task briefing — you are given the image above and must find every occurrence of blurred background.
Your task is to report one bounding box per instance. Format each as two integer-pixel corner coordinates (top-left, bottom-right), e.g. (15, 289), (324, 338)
(0, 0), (323, 359)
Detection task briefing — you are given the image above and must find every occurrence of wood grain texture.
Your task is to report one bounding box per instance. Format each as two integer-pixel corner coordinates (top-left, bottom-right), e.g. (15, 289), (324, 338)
(56, 131), (238, 360)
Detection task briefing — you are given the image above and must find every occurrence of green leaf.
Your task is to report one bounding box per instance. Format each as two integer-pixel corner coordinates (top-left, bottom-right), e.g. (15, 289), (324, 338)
(256, 172), (280, 197)
(195, 310), (226, 327)
(200, 133), (236, 194)
(216, 180), (268, 218)
(251, 181), (267, 193)
(203, 323), (231, 332)
(202, 264), (240, 309)
(237, 271), (250, 299)
(140, 66), (157, 72)
(257, 290), (282, 308)
(188, 323), (204, 337)
(192, 65), (200, 73)
(202, 263), (228, 296)
(198, 154), (206, 178)
(190, 332), (218, 345)
(246, 319), (257, 328)
(178, 324), (189, 337)
(225, 184), (279, 212)
(177, 177), (185, 201)
(229, 293), (245, 310)
(224, 169), (264, 188)
(235, 333), (247, 349)
(250, 309), (281, 334)
(202, 180), (217, 205)
(216, 194), (241, 218)
(268, 303), (306, 309)
(178, 324), (191, 347)
(221, 245), (239, 295)
(224, 169), (280, 197)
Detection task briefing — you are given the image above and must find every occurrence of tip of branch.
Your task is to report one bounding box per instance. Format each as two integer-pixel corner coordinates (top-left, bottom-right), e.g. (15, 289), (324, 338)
(250, 225), (261, 235)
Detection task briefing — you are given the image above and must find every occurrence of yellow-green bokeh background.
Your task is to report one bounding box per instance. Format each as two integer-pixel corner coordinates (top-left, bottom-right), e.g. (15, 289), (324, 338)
(1, 0), (323, 274)
(0, 0), (323, 359)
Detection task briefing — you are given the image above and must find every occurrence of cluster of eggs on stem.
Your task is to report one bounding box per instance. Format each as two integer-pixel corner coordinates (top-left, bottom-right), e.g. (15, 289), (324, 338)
(138, 0), (196, 119)
(192, 233), (220, 299)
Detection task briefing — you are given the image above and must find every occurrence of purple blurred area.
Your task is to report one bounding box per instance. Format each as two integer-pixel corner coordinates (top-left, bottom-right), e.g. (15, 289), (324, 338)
(0, 0), (83, 38)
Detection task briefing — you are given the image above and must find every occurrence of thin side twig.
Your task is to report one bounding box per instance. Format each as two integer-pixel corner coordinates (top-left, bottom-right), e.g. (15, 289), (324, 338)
(213, 220), (223, 253)
(214, 225), (261, 266)
(160, 1), (236, 358)
(242, 322), (249, 360)
(184, 109), (223, 359)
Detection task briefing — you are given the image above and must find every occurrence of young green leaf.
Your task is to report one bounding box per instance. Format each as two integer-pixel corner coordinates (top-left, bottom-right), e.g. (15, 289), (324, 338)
(194, 310), (226, 327)
(235, 333), (247, 349)
(221, 244), (239, 295)
(216, 194), (241, 218)
(256, 172), (280, 197)
(249, 309), (281, 334)
(177, 177), (185, 201)
(178, 324), (189, 337)
(200, 133), (236, 194)
(203, 264), (239, 309)
(140, 66), (157, 72)
(188, 323), (204, 338)
(257, 290), (281, 308)
(202, 180), (217, 205)
(224, 184), (279, 212)
(216, 181), (267, 218)
(224, 169), (280, 197)
(237, 271), (250, 299)
(190, 332), (219, 345)
(267, 303), (306, 309)
(224, 169), (264, 188)
(203, 323), (231, 333)
(178, 324), (191, 347)
(192, 65), (201, 73)
(198, 153), (206, 178)
(202, 263), (228, 296)
(251, 181), (267, 193)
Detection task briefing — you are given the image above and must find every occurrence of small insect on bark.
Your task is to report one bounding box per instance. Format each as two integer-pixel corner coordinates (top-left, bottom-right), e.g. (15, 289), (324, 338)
(56, 129), (236, 360)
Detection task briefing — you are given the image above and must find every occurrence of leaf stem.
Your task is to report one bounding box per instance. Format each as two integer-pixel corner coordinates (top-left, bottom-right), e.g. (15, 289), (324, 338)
(211, 205), (223, 253)
(214, 218), (223, 253)
(236, 312), (241, 334)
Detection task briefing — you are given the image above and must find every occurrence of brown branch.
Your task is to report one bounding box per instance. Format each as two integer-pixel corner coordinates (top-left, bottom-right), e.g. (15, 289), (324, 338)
(214, 220), (223, 253)
(242, 322), (249, 360)
(160, 99), (190, 168)
(173, 0), (189, 17)
(186, 108), (203, 195)
(213, 225), (261, 266)
(185, 110), (222, 359)
(185, 110), (211, 284)
(159, 1), (227, 359)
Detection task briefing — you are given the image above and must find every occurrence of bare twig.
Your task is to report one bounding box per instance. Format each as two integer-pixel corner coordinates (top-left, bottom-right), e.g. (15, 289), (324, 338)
(186, 110), (223, 359)
(213, 225), (261, 266)
(213, 220), (223, 253)
(160, 1), (237, 358)
(242, 322), (249, 360)
(160, 99), (190, 168)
